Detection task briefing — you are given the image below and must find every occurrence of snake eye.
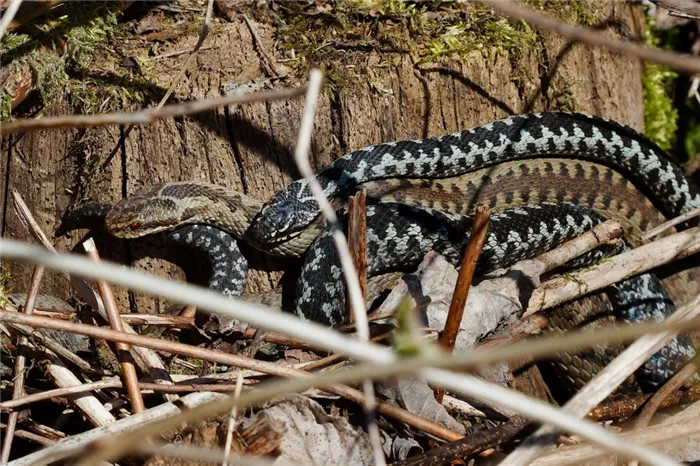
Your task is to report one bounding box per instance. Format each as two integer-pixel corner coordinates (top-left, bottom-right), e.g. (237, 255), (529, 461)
(129, 222), (140, 230)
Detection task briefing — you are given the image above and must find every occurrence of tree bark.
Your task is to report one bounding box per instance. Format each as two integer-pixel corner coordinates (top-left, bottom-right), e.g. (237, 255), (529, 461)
(0, 1), (647, 314)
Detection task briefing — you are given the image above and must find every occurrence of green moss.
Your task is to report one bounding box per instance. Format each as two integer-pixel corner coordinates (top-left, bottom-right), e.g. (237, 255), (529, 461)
(69, 78), (145, 115)
(642, 63), (678, 152)
(641, 16), (678, 152)
(425, 16), (536, 62)
(686, 117), (700, 159)
(1, 2), (129, 119)
(526, 0), (604, 26)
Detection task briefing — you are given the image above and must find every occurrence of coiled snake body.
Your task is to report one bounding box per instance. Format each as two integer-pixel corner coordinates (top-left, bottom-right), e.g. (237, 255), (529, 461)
(62, 112), (700, 393)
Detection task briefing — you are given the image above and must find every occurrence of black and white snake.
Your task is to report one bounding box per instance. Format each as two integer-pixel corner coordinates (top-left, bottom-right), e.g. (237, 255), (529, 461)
(59, 112), (700, 393)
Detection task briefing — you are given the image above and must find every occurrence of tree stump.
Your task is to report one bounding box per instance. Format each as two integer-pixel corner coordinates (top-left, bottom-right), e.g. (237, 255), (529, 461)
(1, 1), (647, 316)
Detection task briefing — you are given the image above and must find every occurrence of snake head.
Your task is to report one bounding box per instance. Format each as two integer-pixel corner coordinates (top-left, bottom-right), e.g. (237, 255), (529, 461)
(106, 184), (191, 239)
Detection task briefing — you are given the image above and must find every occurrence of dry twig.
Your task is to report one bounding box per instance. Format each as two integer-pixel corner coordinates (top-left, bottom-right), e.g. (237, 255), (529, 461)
(435, 205), (490, 403)
(347, 191), (368, 324)
(634, 359), (699, 429)
(526, 226), (700, 314)
(84, 239), (145, 414)
(0, 0), (23, 41)
(641, 206), (700, 240)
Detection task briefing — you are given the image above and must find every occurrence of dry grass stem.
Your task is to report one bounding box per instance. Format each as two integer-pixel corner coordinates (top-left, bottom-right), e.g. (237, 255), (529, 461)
(292, 70), (384, 464)
(526, 226), (700, 315)
(83, 239), (145, 414)
(0, 0), (23, 41)
(0, 86), (306, 135)
(501, 293), (700, 465)
(222, 372), (244, 466)
(135, 442), (276, 466)
(435, 205), (490, 403)
(8, 392), (226, 466)
(483, 0), (700, 74)
(530, 414), (700, 466)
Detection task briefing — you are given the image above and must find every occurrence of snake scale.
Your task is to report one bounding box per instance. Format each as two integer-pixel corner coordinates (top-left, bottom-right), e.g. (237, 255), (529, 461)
(60, 112), (700, 393)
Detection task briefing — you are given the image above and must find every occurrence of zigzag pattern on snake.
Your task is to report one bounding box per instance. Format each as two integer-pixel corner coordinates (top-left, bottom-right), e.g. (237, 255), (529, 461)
(58, 112), (700, 393)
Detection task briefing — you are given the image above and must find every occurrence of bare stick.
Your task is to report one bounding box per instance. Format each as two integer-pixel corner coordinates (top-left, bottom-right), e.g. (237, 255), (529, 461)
(222, 371), (244, 466)
(588, 383), (700, 422)
(11, 189), (177, 398)
(501, 293), (700, 465)
(526, 226), (700, 315)
(242, 14), (284, 78)
(293, 70), (384, 465)
(0, 264), (43, 465)
(84, 239), (145, 414)
(393, 416), (530, 466)
(152, 45), (216, 60)
(634, 359), (699, 429)
(0, 0), (23, 41)
(641, 206), (700, 240)
(0, 85), (306, 135)
(482, 0), (700, 74)
(532, 220), (623, 272)
(346, 191), (367, 324)
(435, 205), (490, 403)
(651, 0), (700, 20)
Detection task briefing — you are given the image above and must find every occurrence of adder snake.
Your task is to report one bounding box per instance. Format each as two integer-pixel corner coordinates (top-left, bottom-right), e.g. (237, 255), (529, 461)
(60, 112), (700, 393)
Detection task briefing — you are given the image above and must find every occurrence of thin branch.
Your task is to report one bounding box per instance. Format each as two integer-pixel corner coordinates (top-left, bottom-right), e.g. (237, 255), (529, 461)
(0, 85), (306, 135)
(0, 264), (43, 465)
(588, 382), (700, 422)
(482, 0), (700, 74)
(242, 13), (284, 78)
(84, 239), (144, 414)
(501, 293), (700, 465)
(346, 191), (368, 324)
(152, 45), (217, 60)
(526, 226), (700, 315)
(634, 359), (699, 429)
(292, 70), (384, 464)
(435, 205), (490, 403)
(135, 442), (275, 466)
(641, 206), (700, 240)
(392, 416), (530, 466)
(650, 0), (700, 20)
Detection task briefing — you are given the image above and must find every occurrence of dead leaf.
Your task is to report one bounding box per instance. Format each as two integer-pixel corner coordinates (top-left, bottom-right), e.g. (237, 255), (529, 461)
(241, 395), (374, 465)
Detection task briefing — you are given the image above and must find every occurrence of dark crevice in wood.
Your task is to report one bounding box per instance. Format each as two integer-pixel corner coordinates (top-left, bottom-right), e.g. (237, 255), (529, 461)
(330, 87), (348, 155)
(1, 136), (12, 238)
(223, 104), (250, 194)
